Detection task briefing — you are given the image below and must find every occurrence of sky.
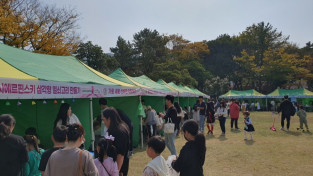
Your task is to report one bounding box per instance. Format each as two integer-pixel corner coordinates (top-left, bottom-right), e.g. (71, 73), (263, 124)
(43, 0), (313, 52)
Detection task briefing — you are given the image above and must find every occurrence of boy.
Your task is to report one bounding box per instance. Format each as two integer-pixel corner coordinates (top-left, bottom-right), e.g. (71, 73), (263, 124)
(297, 105), (309, 132)
(143, 136), (169, 176)
(38, 125), (67, 176)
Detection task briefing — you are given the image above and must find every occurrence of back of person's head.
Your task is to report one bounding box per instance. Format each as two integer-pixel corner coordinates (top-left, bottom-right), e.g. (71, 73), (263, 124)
(284, 95), (288, 100)
(199, 96), (203, 99)
(53, 125), (67, 143)
(147, 136), (165, 155)
(99, 98), (107, 106)
(141, 100), (145, 103)
(182, 120), (206, 165)
(25, 127), (38, 138)
(174, 102), (181, 113)
(67, 123), (85, 142)
(220, 102), (226, 108)
(24, 135), (41, 153)
(54, 103), (71, 128)
(300, 105), (304, 110)
(165, 95), (174, 104)
(97, 138), (117, 162)
(0, 114), (15, 140)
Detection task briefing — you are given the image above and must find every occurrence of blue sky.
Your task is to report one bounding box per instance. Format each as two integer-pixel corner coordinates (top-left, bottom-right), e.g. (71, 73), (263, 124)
(44, 0), (313, 52)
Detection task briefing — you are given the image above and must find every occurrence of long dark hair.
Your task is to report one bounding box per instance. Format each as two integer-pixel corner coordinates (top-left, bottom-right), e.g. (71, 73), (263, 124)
(54, 103), (71, 128)
(174, 102), (182, 113)
(24, 135), (41, 154)
(0, 114), (15, 140)
(182, 120), (206, 166)
(102, 108), (129, 135)
(97, 138), (118, 162)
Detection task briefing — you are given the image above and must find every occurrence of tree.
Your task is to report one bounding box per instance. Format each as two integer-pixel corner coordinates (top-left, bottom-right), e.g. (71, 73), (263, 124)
(203, 76), (229, 96)
(0, 0), (80, 55)
(75, 41), (119, 74)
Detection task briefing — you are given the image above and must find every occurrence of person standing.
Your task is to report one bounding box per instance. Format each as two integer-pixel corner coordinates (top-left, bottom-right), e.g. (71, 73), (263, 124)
(145, 106), (157, 138)
(23, 135), (44, 176)
(159, 95), (178, 156)
(197, 96), (206, 133)
(278, 95), (295, 131)
(102, 108), (130, 176)
(206, 99), (215, 134)
(172, 120), (206, 176)
(99, 98), (109, 138)
(0, 114), (28, 176)
(215, 102), (228, 136)
(297, 105), (309, 132)
(53, 103), (80, 129)
(230, 99), (240, 129)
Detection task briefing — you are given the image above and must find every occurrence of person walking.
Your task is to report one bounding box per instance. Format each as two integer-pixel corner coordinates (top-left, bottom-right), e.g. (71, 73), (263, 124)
(296, 105), (309, 132)
(230, 99), (240, 129)
(278, 95), (295, 131)
(197, 96), (206, 133)
(0, 114), (28, 176)
(215, 102), (228, 136)
(159, 95), (178, 156)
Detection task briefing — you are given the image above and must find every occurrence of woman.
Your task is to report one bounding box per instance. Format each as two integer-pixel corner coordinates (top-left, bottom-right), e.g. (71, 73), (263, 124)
(0, 114), (28, 176)
(215, 102), (228, 136)
(102, 108), (130, 176)
(53, 103), (80, 129)
(145, 106), (157, 138)
(23, 135), (44, 176)
(172, 120), (206, 176)
(45, 123), (98, 176)
(174, 102), (184, 137)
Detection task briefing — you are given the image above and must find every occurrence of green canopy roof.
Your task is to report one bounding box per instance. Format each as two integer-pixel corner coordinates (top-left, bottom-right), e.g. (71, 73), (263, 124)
(0, 43), (119, 85)
(108, 68), (150, 88)
(220, 89), (265, 99)
(267, 88), (313, 98)
(130, 75), (174, 92)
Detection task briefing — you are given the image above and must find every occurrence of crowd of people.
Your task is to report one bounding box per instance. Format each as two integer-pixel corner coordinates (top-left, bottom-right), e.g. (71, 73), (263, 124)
(0, 94), (310, 176)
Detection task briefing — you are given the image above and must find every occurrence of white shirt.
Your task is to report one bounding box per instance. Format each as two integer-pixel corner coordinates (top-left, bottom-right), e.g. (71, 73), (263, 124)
(215, 107), (227, 117)
(56, 113), (80, 127)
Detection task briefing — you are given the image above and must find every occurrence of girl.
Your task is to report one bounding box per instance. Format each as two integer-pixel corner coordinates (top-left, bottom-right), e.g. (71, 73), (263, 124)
(23, 135), (45, 176)
(45, 123), (98, 176)
(215, 102), (227, 136)
(94, 138), (119, 176)
(172, 120), (206, 176)
(54, 103), (80, 129)
(0, 114), (28, 176)
(102, 108), (130, 176)
(243, 111), (255, 140)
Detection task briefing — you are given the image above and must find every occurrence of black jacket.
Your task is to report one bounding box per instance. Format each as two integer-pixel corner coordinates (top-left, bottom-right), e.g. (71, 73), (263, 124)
(164, 106), (179, 130)
(278, 100), (295, 116)
(172, 141), (204, 176)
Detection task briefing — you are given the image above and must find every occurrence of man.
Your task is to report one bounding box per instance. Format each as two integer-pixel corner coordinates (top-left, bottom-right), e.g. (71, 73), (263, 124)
(159, 95), (178, 155)
(278, 95), (295, 131)
(38, 125), (67, 175)
(230, 98), (240, 129)
(197, 96), (206, 133)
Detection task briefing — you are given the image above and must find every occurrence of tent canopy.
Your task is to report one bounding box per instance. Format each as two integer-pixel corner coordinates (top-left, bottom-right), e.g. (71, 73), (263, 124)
(220, 89), (265, 99)
(267, 88), (313, 98)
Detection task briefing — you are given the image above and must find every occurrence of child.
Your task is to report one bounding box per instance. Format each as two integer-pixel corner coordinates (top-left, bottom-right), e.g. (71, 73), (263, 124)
(243, 111), (255, 140)
(143, 136), (169, 176)
(23, 135), (45, 176)
(94, 138), (119, 176)
(297, 105), (309, 132)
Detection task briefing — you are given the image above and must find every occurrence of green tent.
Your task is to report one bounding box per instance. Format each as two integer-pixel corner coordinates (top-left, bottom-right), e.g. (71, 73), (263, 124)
(266, 88), (313, 98)
(219, 89), (266, 99)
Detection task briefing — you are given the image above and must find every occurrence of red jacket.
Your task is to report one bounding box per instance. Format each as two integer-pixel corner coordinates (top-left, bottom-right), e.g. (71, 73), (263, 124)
(230, 102), (240, 119)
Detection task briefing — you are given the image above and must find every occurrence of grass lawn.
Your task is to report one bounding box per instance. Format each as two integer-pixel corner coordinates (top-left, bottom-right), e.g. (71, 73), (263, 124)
(128, 112), (313, 176)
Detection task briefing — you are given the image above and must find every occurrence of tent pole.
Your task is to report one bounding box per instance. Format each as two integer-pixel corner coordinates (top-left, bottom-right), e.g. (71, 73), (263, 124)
(139, 96), (144, 149)
(89, 98), (95, 151)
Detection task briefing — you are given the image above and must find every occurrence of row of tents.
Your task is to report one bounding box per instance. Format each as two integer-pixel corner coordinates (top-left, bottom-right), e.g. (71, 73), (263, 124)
(219, 88), (313, 99)
(0, 43), (208, 149)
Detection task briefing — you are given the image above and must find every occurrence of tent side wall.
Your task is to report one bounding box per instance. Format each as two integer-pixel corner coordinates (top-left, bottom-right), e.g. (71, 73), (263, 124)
(0, 99), (92, 149)
(141, 96), (164, 113)
(92, 96), (140, 147)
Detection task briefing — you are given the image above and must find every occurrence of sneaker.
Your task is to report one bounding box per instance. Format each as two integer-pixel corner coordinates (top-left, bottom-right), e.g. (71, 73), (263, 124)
(280, 127), (285, 131)
(221, 132), (225, 136)
(302, 130), (305, 132)
(244, 138), (247, 140)
(286, 129), (289, 131)
(297, 128), (300, 130)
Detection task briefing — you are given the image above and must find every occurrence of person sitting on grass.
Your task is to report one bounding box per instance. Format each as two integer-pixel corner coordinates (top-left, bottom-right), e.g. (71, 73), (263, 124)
(243, 111), (255, 140)
(143, 136), (169, 176)
(296, 105), (309, 132)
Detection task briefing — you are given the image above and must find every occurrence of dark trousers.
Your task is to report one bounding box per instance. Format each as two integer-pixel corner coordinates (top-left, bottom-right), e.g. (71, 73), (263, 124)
(231, 118), (238, 128)
(219, 117), (226, 133)
(147, 124), (156, 137)
(281, 115), (291, 129)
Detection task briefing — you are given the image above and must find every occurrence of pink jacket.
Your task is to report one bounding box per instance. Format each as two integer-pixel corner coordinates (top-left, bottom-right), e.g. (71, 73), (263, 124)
(230, 102), (240, 119)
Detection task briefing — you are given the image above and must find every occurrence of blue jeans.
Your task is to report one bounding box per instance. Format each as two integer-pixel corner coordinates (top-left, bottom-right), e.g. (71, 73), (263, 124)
(199, 115), (205, 132)
(219, 117), (226, 133)
(164, 129), (177, 155)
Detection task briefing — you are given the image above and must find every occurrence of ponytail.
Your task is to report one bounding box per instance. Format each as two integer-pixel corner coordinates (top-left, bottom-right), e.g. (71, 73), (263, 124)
(24, 135), (40, 154)
(97, 138), (118, 163)
(195, 133), (206, 166)
(0, 114), (15, 140)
